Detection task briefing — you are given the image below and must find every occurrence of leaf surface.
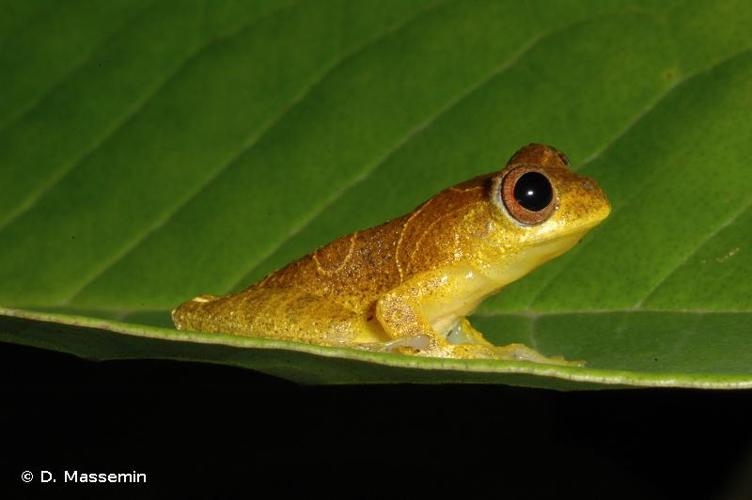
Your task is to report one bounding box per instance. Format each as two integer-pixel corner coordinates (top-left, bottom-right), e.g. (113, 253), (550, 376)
(1, 0), (751, 388)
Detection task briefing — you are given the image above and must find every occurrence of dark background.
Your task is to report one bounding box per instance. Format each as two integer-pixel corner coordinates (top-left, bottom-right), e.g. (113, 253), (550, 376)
(2, 342), (751, 499)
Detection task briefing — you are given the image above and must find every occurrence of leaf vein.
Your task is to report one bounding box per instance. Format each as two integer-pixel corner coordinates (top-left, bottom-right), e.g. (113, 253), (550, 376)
(0, 0), (158, 134)
(635, 198), (752, 308)
(525, 46), (752, 309)
(0, 0), (299, 233)
(65, 0), (453, 303)
(225, 20), (604, 292)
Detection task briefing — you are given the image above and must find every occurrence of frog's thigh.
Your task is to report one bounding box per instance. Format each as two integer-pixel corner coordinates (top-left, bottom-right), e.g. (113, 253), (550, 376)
(246, 288), (383, 345)
(180, 287), (381, 345)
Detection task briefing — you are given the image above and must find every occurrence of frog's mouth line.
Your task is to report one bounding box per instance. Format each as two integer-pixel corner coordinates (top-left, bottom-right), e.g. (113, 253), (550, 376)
(514, 214), (608, 254)
(557, 216), (609, 240)
(539, 198), (611, 241)
(529, 232), (585, 260)
(476, 231), (588, 287)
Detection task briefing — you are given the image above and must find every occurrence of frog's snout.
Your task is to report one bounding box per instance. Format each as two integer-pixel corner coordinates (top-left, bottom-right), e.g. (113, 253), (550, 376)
(573, 174), (611, 224)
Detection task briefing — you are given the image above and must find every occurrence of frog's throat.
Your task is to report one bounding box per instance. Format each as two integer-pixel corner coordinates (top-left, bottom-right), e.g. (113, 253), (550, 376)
(480, 231), (587, 286)
(428, 230), (590, 336)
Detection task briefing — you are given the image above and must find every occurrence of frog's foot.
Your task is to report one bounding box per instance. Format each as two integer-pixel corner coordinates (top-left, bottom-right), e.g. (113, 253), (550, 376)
(427, 342), (584, 366)
(356, 335), (432, 354)
(490, 343), (585, 366)
(443, 318), (583, 365)
(356, 336), (582, 366)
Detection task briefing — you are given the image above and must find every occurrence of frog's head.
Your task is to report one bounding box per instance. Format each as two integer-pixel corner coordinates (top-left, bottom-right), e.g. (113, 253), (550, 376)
(474, 143), (611, 283)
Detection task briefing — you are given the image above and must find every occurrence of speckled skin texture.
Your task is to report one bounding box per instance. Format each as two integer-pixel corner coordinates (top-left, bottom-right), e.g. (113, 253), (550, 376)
(173, 144), (611, 362)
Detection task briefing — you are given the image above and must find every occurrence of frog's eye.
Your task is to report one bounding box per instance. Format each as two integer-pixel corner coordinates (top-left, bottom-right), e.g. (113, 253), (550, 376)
(500, 167), (556, 225)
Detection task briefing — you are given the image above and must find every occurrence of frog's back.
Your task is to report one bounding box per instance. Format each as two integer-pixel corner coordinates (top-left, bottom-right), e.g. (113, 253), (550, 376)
(261, 173), (494, 311)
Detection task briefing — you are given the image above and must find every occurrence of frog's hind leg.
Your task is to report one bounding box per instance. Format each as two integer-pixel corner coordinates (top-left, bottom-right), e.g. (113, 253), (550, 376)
(171, 294), (221, 330)
(172, 287), (384, 348)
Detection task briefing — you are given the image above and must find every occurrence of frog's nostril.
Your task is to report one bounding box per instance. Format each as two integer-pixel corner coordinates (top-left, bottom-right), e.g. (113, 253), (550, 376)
(581, 180), (595, 191)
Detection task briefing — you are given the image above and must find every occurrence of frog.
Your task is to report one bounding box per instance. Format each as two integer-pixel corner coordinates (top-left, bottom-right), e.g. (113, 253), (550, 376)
(172, 144), (610, 364)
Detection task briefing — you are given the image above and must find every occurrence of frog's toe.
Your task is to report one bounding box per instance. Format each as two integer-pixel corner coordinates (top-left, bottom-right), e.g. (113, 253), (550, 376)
(426, 343), (500, 359)
(356, 335), (432, 354)
(190, 294), (219, 303)
(385, 335), (432, 351)
(493, 343), (585, 366)
(543, 355), (586, 367)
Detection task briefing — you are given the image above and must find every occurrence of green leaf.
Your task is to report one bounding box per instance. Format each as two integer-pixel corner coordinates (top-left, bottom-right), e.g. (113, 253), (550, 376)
(1, 0), (751, 389)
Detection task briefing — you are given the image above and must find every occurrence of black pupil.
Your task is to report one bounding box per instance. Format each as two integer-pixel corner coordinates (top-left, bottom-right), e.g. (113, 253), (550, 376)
(513, 172), (552, 211)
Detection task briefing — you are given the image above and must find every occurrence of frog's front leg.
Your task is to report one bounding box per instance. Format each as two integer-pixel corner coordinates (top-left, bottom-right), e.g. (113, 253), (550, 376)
(374, 297), (492, 359)
(374, 272), (456, 357)
(373, 269), (495, 359)
(374, 270), (581, 364)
